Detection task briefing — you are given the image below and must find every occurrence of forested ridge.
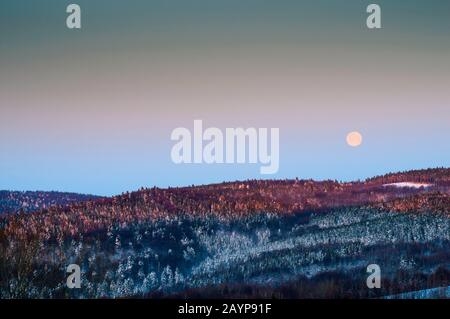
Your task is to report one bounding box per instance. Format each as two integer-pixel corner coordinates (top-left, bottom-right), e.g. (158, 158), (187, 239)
(0, 168), (448, 298)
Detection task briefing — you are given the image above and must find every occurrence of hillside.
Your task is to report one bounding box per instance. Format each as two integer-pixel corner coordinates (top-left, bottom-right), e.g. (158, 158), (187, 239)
(0, 168), (448, 299)
(1, 168), (448, 242)
(0, 191), (102, 215)
(366, 168), (450, 185)
(375, 192), (449, 215)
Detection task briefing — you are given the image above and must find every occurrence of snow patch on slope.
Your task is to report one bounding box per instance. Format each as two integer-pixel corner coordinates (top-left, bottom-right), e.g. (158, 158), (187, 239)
(383, 182), (433, 189)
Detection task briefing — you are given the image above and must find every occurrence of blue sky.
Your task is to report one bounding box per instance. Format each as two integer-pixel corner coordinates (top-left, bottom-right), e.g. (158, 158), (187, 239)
(1, 0), (449, 195)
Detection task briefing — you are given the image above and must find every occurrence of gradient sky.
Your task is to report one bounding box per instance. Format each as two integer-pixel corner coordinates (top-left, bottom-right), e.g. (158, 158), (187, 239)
(1, 0), (449, 195)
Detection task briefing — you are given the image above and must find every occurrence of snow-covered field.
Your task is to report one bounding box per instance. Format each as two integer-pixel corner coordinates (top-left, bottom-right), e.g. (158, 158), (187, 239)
(384, 286), (450, 299)
(383, 182), (433, 189)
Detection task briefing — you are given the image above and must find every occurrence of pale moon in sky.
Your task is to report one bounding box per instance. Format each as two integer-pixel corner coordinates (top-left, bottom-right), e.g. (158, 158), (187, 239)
(346, 131), (363, 147)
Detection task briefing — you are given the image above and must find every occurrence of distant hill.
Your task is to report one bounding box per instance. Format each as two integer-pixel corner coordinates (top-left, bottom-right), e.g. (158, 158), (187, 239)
(0, 191), (102, 215)
(366, 167), (450, 185)
(1, 168), (448, 241)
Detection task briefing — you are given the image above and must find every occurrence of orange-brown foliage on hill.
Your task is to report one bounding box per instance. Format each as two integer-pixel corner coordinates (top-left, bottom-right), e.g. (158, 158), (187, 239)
(376, 192), (449, 215)
(1, 168), (449, 242)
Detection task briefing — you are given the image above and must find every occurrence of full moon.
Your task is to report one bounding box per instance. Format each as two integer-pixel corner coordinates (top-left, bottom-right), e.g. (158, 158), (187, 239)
(346, 131), (363, 147)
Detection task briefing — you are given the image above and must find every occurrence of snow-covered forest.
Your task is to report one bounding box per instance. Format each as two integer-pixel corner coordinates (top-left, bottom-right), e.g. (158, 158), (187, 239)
(1, 168), (449, 298)
(1, 205), (448, 298)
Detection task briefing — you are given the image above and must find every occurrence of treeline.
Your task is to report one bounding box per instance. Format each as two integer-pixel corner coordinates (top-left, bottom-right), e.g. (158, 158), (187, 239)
(0, 191), (101, 215)
(2, 168), (449, 242)
(366, 167), (450, 186)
